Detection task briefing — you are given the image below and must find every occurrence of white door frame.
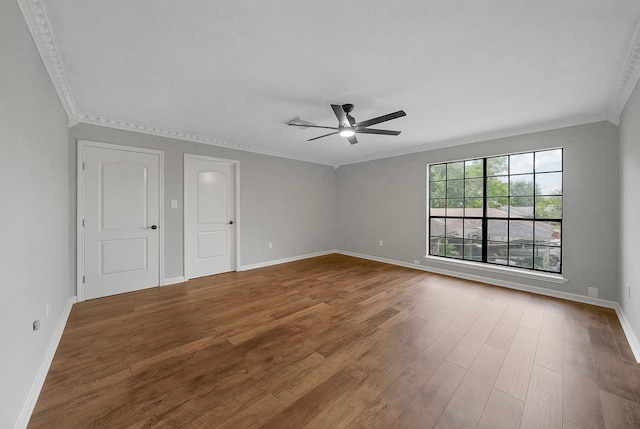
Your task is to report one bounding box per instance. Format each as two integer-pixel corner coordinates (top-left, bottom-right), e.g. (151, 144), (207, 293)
(77, 140), (165, 302)
(183, 154), (241, 280)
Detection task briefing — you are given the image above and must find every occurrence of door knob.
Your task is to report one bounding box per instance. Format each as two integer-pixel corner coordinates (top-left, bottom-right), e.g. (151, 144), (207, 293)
(149, 225), (158, 230)
(228, 221), (234, 225)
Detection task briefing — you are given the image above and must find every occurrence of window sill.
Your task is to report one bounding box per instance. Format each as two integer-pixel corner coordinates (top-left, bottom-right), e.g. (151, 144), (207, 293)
(422, 255), (568, 284)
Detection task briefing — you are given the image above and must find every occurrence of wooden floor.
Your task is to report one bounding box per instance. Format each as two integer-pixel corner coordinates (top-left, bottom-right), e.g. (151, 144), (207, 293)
(29, 254), (640, 428)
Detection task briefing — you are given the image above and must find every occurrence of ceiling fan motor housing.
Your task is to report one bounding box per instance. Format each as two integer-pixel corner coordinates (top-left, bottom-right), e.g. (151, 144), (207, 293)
(341, 104), (356, 126)
(341, 103), (354, 114)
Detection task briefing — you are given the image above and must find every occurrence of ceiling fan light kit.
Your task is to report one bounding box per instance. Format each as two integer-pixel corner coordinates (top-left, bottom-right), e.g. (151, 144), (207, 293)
(288, 103), (406, 145)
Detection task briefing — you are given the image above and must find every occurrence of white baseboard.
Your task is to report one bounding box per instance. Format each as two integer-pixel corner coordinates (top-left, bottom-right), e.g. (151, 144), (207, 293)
(163, 276), (186, 286)
(614, 304), (640, 363)
(336, 250), (618, 309)
(237, 250), (336, 271)
(13, 296), (76, 429)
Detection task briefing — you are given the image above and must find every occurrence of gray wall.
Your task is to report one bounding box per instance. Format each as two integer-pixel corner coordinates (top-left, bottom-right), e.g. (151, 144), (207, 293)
(0, 0), (72, 426)
(619, 76), (640, 339)
(69, 124), (337, 279)
(337, 121), (620, 301)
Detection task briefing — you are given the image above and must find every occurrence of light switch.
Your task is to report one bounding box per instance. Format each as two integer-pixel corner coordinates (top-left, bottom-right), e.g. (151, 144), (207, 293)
(171, 200), (178, 209)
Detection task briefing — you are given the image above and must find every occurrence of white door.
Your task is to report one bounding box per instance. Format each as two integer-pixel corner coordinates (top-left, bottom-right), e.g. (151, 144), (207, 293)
(81, 143), (162, 300)
(184, 155), (236, 279)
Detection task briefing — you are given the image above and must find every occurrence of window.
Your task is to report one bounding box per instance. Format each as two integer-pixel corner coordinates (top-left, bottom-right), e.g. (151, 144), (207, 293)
(428, 149), (562, 273)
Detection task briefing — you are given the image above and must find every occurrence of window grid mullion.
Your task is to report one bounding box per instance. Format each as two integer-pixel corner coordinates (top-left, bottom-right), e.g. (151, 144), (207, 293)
(482, 158), (488, 264)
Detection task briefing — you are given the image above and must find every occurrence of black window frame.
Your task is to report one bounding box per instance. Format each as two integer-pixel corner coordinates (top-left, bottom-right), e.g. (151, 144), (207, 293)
(428, 148), (563, 274)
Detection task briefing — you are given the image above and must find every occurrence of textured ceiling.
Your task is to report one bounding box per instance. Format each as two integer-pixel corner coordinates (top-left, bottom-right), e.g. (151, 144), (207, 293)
(18, 0), (640, 166)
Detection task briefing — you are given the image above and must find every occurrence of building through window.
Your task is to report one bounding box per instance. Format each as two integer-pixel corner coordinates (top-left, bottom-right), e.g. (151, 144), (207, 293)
(428, 149), (562, 273)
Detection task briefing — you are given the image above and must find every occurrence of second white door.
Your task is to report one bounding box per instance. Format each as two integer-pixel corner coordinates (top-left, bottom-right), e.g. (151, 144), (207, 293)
(184, 155), (236, 279)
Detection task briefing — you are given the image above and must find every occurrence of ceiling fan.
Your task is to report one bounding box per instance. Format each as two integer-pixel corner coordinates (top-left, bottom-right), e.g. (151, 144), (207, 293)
(288, 104), (406, 145)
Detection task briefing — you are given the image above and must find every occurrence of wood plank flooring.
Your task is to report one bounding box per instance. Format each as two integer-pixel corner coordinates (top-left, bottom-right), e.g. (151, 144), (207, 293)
(28, 254), (640, 428)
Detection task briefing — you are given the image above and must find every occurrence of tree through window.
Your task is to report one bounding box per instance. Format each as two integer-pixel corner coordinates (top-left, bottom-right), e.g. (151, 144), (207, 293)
(428, 149), (562, 273)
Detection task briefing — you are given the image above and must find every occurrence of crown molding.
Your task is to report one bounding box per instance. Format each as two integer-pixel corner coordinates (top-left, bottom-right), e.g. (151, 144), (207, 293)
(75, 110), (613, 170)
(16, 0), (337, 166)
(17, 0), (635, 169)
(75, 113), (335, 166)
(334, 110), (614, 168)
(16, 0), (79, 120)
(609, 18), (640, 118)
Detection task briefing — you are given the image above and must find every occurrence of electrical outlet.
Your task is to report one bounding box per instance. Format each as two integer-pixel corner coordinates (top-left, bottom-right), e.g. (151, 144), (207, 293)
(268, 242), (273, 249)
(413, 260), (421, 265)
(33, 320), (40, 331)
(587, 287), (598, 298)
(379, 240), (383, 246)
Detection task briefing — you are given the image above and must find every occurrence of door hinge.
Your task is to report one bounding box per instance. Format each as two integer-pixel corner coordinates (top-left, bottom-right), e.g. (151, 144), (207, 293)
(82, 162), (85, 170)
(82, 275), (85, 284)
(82, 219), (85, 227)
